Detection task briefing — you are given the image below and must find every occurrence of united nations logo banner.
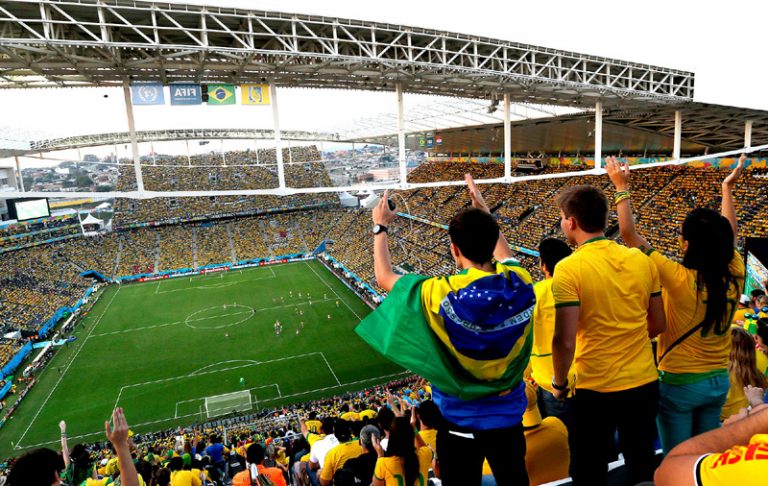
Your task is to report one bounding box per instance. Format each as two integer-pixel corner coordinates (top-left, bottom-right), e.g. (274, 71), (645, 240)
(130, 82), (165, 105)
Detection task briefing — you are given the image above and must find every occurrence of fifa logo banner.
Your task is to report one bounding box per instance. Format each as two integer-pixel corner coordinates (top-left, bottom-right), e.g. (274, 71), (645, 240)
(207, 84), (236, 105)
(170, 84), (202, 105)
(131, 82), (165, 105)
(241, 84), (270, 105)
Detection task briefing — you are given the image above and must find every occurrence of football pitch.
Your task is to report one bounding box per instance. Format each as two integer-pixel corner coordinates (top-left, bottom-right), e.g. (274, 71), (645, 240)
(0, 260), (405, 457)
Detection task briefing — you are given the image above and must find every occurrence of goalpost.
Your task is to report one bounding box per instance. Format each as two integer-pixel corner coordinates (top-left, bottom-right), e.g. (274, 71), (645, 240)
(204, 390), (252, 419)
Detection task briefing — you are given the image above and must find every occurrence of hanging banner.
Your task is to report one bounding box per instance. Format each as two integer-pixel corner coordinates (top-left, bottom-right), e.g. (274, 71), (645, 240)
(130, 82), (165, 105)
(426, 131), (435, 149)
(207, 84), (236, 105)
(436, 136), (443, 145)
(241, 84), (271, 105)
(169, 83), (202, 105)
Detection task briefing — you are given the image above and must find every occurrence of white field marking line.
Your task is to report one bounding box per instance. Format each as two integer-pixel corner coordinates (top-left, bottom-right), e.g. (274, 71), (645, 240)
(16, 286), (122, 449)
(320, 352), (341, 386)
(155, 273), (275, 294)
(18, 370), (412, 452)
(256, 371), (412, 404)
(87, 299), (334, 338)
(116, 353), (323, 394)
(304, 261), (362, 320)
(191, 359), (258, 374)
(174, 384), (279, 418)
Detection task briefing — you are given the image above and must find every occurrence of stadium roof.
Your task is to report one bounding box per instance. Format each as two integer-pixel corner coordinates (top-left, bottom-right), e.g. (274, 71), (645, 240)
(0, 0), (693, 108)
(358, 102), (768, 155)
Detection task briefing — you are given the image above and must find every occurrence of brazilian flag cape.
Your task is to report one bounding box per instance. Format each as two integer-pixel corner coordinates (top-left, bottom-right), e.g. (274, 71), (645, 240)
(355, 268), (534, 401)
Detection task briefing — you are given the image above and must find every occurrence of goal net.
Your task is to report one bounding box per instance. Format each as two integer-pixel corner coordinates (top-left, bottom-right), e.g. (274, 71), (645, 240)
(204, 390), (252, 419)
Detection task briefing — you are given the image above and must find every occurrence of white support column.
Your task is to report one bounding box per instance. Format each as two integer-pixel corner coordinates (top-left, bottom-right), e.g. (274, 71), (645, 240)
(221, 139), (226, 166)
(594, 101), (603, 171)
(673, 110), (682, 160)
(745, 120), (753, 148)
(503, 93), (511, 180)
(15, 156), (25, 192)
(396, 83), (407, 186)
(122, 80), (144, 192)
(185, 139), (191, 166)
(270, 83), (286, 190)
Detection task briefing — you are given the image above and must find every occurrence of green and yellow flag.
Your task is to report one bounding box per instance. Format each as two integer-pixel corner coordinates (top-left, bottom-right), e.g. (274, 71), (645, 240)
(207, 84), (236, 105)
(355, 269), (534, 401)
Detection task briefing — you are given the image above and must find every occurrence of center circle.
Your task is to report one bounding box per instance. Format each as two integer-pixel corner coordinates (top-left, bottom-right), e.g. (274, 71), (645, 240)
(184, 304), (255, 329)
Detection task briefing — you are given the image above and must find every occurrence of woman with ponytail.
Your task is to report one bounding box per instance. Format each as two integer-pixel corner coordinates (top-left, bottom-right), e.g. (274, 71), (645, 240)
(607, 154), (746, 454)
(372, 417), (432, 486)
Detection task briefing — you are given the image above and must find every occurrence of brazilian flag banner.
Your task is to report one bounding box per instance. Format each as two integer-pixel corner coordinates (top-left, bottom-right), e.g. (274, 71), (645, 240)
(207, 84), (236, 105)
(355, 271), (533, 401)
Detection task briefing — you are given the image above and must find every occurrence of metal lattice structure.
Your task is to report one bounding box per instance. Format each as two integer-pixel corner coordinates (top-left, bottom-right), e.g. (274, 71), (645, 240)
(18, 128), (340, 155)
(0, 0), (693, 107)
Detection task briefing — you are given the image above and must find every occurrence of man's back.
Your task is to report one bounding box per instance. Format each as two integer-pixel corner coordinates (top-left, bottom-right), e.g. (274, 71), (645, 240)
(553, 238), (659, 392)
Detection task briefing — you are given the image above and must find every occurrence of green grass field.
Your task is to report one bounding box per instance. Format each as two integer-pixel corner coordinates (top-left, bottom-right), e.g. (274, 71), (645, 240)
(0, 260), (404, 457)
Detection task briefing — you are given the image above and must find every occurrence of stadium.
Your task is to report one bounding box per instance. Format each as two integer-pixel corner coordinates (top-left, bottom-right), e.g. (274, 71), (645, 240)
(0, 1), (767, 485)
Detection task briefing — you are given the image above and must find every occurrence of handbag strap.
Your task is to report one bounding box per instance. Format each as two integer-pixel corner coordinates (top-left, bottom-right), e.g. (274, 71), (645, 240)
(657, 320), (705, 366)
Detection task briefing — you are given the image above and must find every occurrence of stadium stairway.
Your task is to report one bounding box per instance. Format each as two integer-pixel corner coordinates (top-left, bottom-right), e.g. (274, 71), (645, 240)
(153, 231), (161, 272)
(113, 237), (123, 279)
(192, 226), (199, 269)
(225, 223), (237, 264)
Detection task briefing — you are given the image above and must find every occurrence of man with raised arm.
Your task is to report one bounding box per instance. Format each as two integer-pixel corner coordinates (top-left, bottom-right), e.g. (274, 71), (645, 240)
(356, 175), (536, 485)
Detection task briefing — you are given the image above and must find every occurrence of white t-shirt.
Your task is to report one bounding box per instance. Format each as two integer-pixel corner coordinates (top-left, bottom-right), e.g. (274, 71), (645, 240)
(309, 433), (339, 469)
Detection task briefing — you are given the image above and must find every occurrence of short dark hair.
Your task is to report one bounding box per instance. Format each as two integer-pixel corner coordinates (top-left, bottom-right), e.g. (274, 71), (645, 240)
(415, 400), (442, 429)
(556, 185), (608, 233)
(246, 443), (265, 465)
(334, 419), (352, 442)
(752, 289), (766, 299)
(321, 416), (335, 435)
(448, 208), (500, 264)
(169, 456), (184, 471)
(8, 448), (65, 486)
(538, 238), (572, 275)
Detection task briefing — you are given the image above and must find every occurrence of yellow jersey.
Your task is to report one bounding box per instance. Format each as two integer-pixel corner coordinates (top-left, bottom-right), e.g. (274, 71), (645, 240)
(359, 409), (377, 420)
(651, 250), (744, 375)
(340, 411), (360, 422)
(374, 447), (433, 486)
(552, 238), (660, 392)
(482, 416), (569, 484)
(319, 441), (364, 482)
(305, 419), (322, 434)
(530, 278), (576, 395)
(695, 434), (768, 485)
(417, 428), (437, 452)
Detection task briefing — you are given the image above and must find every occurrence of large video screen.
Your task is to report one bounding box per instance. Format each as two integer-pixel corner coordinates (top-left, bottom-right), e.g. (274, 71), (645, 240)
(746, 252), (768, 295)
(9, 198), (50, 222)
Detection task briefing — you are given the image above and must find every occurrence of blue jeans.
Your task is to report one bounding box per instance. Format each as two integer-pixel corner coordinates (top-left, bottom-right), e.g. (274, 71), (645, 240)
(657, 374), (730, 454)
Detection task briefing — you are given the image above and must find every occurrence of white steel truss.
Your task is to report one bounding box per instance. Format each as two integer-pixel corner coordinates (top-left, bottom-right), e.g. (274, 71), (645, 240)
(7, 128), (341, 156)
(0, 0), (694, 107)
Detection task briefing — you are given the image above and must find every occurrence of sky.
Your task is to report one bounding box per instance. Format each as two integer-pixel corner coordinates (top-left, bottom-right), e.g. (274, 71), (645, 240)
(1, 0), (766, 167)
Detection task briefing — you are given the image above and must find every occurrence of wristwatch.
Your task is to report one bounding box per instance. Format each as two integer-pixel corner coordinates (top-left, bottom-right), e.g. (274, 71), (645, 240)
(372, 224), (388, 235)
(551, 377), (569, 392)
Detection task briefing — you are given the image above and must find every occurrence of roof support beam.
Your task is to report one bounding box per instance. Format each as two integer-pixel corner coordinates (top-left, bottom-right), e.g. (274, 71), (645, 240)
(122, 79), (144, 192)
(745, 120), (753, 149)
(397, 82), (407, 186)
(503, 93), (511, 181)
(673, 110), (682, 160)
(594, 101), (602, 170)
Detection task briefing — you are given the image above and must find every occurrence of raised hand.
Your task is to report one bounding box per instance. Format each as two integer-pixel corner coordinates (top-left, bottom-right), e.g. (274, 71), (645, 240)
(105, 407), (131, 450)
(723, 153), (746, 189)
(465, 173), (490, 213)
(372, 190), (396, 226)
(606, 156), (630, 191)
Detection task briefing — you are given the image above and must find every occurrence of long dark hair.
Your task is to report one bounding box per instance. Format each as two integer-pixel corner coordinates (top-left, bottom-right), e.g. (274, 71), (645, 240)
(681, 208), (735, 335)
(385, 417), (419, 486)
(69, 443), (93, 485)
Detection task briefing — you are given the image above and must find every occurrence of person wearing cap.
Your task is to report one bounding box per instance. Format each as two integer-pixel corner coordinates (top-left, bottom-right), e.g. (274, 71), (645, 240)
(529, 238), (575, 423)
(732, 294), (753, 326)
